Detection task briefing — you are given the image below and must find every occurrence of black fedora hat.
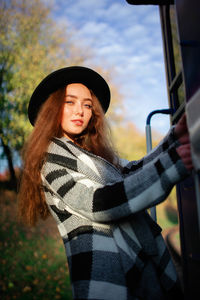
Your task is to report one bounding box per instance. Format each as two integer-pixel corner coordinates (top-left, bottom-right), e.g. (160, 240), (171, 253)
(28, 66), (111, 125)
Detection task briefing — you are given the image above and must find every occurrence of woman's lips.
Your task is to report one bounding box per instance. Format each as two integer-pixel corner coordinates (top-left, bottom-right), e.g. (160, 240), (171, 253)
(71, 119), (83, 126)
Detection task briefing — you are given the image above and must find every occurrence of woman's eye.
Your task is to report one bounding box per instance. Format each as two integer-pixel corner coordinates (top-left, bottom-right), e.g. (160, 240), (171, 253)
(84, 104), (92, 109)
(64, 101), (74, 105)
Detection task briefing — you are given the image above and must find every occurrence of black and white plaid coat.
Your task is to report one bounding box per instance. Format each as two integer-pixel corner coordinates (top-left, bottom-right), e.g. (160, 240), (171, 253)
(41, 127), (188, 300)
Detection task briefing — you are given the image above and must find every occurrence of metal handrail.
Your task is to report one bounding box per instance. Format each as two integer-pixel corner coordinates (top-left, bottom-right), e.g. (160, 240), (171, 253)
(145, 108), (174, 221)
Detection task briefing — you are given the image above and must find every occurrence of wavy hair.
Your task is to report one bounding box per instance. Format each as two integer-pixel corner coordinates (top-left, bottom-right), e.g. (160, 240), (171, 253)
(18, 86), (119, 226)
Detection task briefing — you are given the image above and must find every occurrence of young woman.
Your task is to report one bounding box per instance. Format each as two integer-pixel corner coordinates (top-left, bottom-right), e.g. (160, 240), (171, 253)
(18, 66), (193, 300)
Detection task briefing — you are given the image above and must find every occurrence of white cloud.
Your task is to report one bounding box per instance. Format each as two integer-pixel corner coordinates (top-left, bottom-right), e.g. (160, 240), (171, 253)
(52, 0), (170, 134)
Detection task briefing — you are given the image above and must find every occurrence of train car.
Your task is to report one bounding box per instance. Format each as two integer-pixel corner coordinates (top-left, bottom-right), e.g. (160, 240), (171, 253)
(126, 1), (200, 299)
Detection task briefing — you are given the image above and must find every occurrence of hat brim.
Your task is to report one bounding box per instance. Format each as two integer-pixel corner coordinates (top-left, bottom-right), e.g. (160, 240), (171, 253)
(28, 66), (110, 125)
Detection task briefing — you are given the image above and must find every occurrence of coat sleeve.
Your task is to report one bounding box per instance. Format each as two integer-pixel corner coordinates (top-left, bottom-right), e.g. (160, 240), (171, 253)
(122, 126), (179, 175)
(41, 141), (189, 224)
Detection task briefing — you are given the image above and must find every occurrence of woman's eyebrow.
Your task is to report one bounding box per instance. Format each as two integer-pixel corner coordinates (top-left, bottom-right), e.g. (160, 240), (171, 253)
(66, 94), (92, 102)
(83, 98), (93, 102)
(65, 94), (77, 98)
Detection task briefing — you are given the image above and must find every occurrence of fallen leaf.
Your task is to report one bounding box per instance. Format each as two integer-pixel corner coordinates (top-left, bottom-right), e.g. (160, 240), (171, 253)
(23, 286), (32, 292)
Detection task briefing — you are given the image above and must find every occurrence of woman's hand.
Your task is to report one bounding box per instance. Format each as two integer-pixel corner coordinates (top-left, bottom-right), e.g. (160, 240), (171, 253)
(174, 113), (193, 171)
(174, 113), (189, 144)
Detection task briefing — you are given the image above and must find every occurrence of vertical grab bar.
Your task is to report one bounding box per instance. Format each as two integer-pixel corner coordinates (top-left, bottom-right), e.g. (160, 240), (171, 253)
(145, 108), (174, 222)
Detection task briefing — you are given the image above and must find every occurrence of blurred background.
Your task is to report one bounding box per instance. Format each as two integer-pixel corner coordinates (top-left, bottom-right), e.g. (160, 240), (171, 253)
(0, 0), (180, 299)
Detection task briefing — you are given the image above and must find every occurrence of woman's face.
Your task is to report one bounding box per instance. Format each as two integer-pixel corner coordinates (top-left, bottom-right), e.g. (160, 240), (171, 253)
(61, 83), (93, 141)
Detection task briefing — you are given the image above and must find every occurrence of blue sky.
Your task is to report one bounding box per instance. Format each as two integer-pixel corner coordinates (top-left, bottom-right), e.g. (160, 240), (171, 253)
(52, 0), (171, 136)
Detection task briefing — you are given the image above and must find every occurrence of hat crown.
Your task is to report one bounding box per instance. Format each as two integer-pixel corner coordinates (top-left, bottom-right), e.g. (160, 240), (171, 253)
(28, 66), (110, 125)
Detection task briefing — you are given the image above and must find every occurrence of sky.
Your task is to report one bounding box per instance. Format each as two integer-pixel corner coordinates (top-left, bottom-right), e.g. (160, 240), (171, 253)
(0, 0), (173, 173)
(52, 0), (171, 136)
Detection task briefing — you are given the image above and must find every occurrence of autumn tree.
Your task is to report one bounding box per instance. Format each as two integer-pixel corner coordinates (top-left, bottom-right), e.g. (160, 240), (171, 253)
(0, 0), (89, 186)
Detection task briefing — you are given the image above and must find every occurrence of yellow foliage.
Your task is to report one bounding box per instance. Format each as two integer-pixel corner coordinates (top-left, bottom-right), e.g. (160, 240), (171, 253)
(110, 120), (163, 161)
(112, 121), (146, 161)
(0, 0), (87, 152)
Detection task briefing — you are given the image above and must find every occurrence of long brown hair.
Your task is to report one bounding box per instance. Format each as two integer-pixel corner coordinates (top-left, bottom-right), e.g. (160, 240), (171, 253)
(18, 85), (119, 226)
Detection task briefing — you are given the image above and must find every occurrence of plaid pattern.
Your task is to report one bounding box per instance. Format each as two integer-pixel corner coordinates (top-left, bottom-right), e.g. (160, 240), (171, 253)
(41, 127), (188, 300)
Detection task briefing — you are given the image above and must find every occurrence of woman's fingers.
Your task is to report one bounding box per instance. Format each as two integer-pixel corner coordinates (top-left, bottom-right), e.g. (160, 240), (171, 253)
(179, 133), (190, 145)
(176, 144), (194, 171)
(174, 113), (192, 146)
(174, 113), (188, 139)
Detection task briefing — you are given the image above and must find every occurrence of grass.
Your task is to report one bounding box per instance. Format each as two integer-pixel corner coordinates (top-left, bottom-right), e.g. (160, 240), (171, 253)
(0, 189), (73, 300)
(0, 187), (180, 300)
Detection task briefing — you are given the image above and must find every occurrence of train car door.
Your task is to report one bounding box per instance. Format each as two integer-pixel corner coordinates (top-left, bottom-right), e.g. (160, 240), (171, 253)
(126, 1), (200, 298)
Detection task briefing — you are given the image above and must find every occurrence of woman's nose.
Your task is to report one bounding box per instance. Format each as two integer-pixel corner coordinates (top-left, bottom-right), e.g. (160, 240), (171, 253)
(74, 103), (84, 115)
